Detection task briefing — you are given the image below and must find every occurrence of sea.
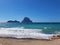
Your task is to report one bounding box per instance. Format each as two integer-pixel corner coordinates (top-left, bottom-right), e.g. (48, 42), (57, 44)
(0, 23), (60, 39)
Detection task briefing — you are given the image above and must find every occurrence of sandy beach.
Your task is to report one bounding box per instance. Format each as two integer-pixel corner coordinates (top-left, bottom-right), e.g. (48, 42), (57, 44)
(0, 38), (60, 45)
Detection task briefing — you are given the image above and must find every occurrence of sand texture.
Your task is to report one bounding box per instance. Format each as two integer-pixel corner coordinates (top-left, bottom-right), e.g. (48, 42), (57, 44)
(0, 38), (60, 45)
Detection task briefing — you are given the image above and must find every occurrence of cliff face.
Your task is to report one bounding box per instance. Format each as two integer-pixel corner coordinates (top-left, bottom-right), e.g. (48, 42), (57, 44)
(21, 17), (32, 24)
(7, 20), (20, 23)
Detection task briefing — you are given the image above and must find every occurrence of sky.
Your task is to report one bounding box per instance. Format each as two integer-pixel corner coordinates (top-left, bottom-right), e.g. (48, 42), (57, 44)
(0, 0), (60, 22)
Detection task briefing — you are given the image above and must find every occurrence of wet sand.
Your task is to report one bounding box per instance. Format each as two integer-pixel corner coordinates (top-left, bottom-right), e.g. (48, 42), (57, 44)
(0, 38), (60, 45)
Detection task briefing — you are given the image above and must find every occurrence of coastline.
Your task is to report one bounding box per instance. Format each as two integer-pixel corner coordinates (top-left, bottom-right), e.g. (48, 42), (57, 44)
(0, 22), (60, 45)
(0, 38), (60, 45)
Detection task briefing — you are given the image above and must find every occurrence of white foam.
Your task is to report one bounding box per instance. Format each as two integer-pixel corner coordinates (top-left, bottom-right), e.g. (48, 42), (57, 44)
(0, 28), (54, 40)
(44, 27), (47, 29)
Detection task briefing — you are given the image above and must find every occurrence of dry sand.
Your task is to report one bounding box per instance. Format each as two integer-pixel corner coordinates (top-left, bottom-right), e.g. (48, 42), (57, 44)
(0, 38), (60, 45)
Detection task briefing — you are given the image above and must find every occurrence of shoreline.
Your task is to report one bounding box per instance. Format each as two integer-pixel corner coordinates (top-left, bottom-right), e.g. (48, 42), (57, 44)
(0, 37), (60, 45)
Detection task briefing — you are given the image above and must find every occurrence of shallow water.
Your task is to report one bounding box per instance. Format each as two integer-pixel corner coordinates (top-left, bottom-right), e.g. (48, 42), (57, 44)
(0, 23), (60, 34)
(0, 23), (60, 39)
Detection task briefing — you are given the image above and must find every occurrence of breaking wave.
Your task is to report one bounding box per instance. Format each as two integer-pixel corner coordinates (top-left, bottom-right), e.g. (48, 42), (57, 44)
(0, 27), (54, 40)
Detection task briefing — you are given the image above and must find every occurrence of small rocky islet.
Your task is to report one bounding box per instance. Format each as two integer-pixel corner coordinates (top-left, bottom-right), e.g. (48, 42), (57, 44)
(7, 17), (33, 24)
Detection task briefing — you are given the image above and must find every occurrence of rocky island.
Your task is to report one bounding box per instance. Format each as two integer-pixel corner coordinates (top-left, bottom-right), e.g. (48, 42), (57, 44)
(7, 20), (20, 23)
(7, 17), (33, 24)
(21, 17), (33, 24)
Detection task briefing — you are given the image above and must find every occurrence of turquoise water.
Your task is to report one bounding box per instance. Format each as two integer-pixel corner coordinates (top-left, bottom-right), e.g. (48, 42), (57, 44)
(0, 23), (60, 34)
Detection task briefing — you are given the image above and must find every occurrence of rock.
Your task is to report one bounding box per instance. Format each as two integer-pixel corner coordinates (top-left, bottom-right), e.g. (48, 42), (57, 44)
(57, 35), (60, 38)
(51, 35), (60, 40)
(21, 17), (33, 24)
(7, 20), (20, 23)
